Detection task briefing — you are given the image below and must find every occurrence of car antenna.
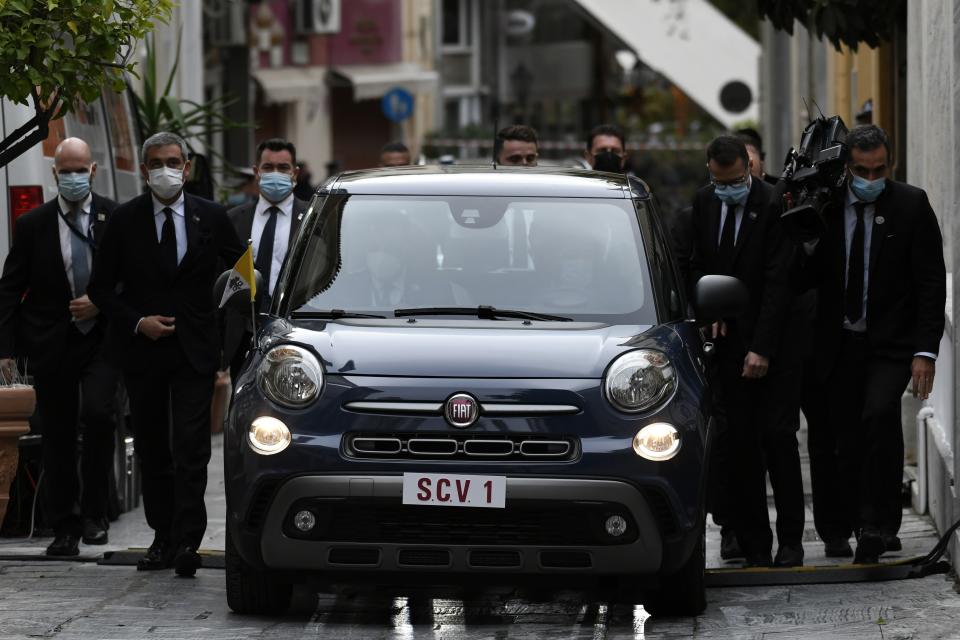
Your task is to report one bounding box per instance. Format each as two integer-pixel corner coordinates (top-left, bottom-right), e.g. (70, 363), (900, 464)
(491, 116), (498, 168)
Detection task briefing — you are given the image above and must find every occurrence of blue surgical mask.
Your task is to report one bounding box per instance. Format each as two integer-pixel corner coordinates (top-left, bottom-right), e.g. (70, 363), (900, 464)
(715, 183), (749, 205)
(850, 175), (886, 202)
(57, 172), (91, 202)
(259, 172), (293, 203)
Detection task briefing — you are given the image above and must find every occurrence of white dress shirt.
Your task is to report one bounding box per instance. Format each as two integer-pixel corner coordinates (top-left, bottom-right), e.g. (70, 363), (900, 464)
(57, 194), (93, 297)
(843, 188), (874, 333)
(152, 193), (187, 265)
(716, 176), (751, 245)
(251, 194), (293, 295)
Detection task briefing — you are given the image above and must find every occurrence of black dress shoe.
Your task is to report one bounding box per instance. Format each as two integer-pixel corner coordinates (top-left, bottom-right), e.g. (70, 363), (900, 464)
(883, 535), (902, 552)
(46, 533), (80, 557)
(82, 517), (109, 546)
(823, 538), (853, 558)
(743, 552), (772, 568)
(773, 544), (804, 567)
(854, 532), (884, 564)
(137, 537), (172, 571)
(720, 530), (743, 560)
(173, 546), (202, 577)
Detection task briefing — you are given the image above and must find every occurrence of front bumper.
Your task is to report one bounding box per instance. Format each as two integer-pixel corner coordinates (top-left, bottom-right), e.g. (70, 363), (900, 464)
(256, 475), (664, 575)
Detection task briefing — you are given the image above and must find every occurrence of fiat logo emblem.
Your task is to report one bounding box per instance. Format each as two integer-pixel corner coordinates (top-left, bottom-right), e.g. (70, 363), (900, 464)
(445, 393), (479, 428)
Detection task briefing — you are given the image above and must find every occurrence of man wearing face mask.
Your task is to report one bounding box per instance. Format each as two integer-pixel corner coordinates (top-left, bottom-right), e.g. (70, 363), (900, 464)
(690, 135), (803, 568)
(88, 132), (244, 577)
(585, 124), (627, 173)
(796, 125), (946, 564)
(0, 138), (120, 556)
(228, 138), (309, 310)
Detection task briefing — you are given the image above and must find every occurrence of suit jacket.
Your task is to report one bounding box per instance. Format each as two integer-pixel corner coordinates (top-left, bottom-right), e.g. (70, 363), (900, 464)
(226, 196), (309, 251)
(88, 192), (244, 375)
(0, 193), (118, 375)
(799, 180), (946, 378)
(689, 178), (793, 360)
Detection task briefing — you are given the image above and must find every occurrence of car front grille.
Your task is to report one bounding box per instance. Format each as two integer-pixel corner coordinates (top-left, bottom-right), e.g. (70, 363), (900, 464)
(282, 499), (637, 546)
(343, 433), (579, 462)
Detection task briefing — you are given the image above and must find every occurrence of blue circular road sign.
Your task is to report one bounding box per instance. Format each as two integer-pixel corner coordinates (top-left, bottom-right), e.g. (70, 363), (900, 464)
(382, 87), (415, 122)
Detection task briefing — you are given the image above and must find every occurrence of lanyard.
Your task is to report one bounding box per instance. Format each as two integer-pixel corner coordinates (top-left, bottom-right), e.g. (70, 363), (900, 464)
(57, 207), (98, 251)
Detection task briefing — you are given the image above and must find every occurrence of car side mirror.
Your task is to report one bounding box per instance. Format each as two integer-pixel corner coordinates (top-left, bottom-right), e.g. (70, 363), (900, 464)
(694, 274), (749, 322)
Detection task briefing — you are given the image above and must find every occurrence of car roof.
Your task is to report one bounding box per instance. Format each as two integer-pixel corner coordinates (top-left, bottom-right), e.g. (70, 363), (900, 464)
(322, 165), (651, 199)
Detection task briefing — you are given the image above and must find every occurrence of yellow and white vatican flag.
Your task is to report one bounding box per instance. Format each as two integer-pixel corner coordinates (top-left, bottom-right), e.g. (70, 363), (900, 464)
(219, 240), (257, 309)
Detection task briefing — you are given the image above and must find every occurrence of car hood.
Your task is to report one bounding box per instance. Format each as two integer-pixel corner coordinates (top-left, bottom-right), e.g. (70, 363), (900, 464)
(266, 319), (661, 379)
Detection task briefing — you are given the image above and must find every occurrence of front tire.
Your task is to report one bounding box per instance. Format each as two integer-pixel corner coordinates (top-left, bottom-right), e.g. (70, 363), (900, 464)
(225, 527), (292, 615)
(646, 525), (706, 617)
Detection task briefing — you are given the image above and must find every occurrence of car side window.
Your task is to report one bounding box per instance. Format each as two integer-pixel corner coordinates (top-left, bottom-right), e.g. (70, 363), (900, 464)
(636, 198), (685, 321)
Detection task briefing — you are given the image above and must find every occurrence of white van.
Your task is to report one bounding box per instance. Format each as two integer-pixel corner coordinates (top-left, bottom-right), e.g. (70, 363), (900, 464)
(0, 89), (142, 263)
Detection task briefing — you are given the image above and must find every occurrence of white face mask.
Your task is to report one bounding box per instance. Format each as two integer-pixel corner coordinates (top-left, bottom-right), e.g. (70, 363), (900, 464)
(148, 167), (184, 200)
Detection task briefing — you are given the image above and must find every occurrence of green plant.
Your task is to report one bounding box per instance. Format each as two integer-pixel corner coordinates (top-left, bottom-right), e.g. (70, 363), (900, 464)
(0, 0), (173, 167)
(133, 28), (248, 158)
(758, 0), (904, 50)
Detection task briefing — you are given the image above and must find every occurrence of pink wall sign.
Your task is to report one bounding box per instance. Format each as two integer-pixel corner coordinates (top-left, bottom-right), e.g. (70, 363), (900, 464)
(329, 0), (402, 65)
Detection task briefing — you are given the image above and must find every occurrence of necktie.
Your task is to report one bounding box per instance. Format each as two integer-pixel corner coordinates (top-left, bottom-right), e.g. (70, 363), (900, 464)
(845, 201), (867, 323)
(255, 206), (279, 298)
(717, 204), (737, 273)
(160, 207), (178, 278)
(69, 203), (95, 334)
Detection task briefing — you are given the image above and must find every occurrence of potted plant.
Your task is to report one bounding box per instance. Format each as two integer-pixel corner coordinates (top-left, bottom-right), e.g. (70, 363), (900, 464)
(0, 368), (34, 526)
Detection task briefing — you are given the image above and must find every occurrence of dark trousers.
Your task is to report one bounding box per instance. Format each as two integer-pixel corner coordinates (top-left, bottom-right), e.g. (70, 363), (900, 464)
(809, 330), (909, 539)
(124, 343), (214, 549)
(34, 326), (119, 536)
(717, 351), (805, 556)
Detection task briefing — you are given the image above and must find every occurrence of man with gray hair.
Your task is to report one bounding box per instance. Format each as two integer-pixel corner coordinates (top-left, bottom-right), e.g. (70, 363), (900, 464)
(89, 131), (244, 576)
(0, 137), (120, 556)
(797, 124), (946, 564)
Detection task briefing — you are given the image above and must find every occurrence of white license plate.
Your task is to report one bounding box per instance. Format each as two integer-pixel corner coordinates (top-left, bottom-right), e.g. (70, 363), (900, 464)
(402, 473), (506, 509)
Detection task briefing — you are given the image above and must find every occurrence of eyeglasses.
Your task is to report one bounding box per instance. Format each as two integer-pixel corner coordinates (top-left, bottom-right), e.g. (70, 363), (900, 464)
(709, 173), (749, 187)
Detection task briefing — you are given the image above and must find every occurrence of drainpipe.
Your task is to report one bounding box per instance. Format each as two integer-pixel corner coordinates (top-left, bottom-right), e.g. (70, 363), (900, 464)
(915, 406), (934, 515)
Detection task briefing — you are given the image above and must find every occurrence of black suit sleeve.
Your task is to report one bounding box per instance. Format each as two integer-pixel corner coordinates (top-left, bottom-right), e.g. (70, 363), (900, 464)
(750, 206), (792, 359)
(88, 211), (143, 336)
(0, 213), (34, 357)
(215, 204), (246, 267)
(911, 192), (947, 356)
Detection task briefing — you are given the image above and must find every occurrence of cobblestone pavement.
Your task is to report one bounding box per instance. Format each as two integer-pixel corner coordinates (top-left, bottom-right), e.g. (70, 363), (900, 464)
(0, 435), (957, 639)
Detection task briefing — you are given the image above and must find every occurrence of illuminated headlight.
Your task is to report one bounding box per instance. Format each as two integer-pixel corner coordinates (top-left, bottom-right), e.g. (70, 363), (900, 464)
(632, 423), (681, 461)
(248, 416), (292, 455)
(257, 344), (324, 408)
(604, 350), (676, 413)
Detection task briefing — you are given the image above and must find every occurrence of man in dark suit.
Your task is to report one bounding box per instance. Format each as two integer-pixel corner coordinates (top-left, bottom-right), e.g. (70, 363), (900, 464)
(690, 136), (804, 567)
(88, 132), (244, 576)
(0, 138), (120, 556)
(225, 139), (309, 376)
(797, 125), (946, 563)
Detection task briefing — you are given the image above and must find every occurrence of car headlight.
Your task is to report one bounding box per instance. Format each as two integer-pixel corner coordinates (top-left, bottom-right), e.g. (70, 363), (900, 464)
(249, 416), (292, 455)
(257, 344), (324, 408)
(633, 423), (681, 461)
(604, 349), (676, 413)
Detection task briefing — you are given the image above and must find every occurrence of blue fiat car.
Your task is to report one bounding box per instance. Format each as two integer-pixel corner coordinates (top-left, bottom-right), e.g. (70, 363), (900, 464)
(223, 166), (743, 616)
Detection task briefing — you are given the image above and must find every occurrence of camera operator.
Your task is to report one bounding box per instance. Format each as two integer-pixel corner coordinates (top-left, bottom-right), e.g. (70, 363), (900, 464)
(795, 124), (946, 564)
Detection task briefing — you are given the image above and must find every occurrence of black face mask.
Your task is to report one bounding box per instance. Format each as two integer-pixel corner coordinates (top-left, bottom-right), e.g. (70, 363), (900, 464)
(592, 151), (623, 173)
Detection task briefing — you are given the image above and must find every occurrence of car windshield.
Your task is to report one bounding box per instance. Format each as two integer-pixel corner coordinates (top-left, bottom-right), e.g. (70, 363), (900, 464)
(286, 195), (655, 324)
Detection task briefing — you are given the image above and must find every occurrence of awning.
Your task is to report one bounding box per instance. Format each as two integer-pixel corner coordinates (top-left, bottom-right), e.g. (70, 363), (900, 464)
(329, 63), (439, 102)
(572, 0), (759, 128)
(252, 67), (327, 104)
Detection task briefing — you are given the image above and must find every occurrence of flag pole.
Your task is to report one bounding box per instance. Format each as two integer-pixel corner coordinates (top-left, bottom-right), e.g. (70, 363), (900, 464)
(248, 238), (258, 349)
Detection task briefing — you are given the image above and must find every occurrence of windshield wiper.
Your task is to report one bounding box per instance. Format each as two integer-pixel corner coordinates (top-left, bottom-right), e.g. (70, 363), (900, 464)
(291, 309), (386, 319)
(393, 305), (572, 322)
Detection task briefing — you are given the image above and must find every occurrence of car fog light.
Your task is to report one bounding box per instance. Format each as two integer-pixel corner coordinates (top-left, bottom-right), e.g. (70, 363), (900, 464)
(294, 510), (316, 532)
(632, 422), (680, 461)
(248, 416), (292, 455)
(605, 515), (628, 537)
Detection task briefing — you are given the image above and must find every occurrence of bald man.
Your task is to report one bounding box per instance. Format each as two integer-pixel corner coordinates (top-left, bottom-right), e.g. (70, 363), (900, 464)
(0, 137), (121, 556)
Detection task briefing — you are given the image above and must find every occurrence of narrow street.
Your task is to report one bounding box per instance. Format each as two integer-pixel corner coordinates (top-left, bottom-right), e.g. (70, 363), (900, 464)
(0, 435), (957, 640)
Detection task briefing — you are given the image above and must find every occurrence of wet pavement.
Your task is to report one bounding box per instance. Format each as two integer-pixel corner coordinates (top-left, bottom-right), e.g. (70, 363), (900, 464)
(0, 434), (957, 639)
